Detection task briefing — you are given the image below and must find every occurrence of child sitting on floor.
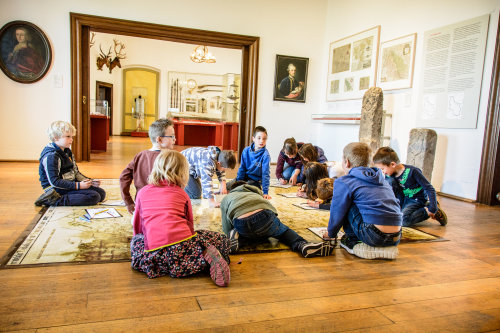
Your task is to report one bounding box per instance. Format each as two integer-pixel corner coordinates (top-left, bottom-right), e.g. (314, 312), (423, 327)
(221, 181), (334, 257)
(35, 121), (106, 207)
(297, 143), (328, 183)
(325, 142), (402, 260)
(233, 126), (272, 199)
(120, 119), (175, 214)
(297, 162), (329, 199)
(276, 137), (303, 185)
(307, 178), (334, 210)
(181, 146), (236, 208)
(373, 146), (447, 227)
(131, 150), (231, 286)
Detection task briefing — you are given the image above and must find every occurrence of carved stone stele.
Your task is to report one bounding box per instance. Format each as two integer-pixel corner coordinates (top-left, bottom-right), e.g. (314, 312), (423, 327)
(359, 87), (384, 153)
(406, 128), (437, 181)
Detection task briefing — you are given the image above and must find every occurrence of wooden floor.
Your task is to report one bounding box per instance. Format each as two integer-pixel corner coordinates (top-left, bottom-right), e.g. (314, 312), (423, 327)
(0, 136), (500, 332)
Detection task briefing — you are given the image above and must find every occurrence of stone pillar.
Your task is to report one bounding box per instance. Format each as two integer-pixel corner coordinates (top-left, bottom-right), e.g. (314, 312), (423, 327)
(359, 87), (384, 153)
(406, 128), (437, 181)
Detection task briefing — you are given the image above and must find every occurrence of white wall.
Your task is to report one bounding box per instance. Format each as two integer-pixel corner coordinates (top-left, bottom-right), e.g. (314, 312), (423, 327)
(90, 33), (242, 134)
(1, 0), (498, 200)
(0, 0), (327, 161)
(319, 0), (500, 200)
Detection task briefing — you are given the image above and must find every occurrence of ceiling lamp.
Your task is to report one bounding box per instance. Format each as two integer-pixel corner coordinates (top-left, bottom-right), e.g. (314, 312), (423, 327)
(190, 45), (216, 63)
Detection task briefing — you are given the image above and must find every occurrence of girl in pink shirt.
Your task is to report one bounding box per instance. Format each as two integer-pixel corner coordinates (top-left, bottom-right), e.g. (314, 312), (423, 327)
(131, 150), (230, 287)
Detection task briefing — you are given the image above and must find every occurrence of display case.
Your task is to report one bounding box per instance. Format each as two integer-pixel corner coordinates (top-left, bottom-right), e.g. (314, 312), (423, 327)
(167, 71), (241, 151)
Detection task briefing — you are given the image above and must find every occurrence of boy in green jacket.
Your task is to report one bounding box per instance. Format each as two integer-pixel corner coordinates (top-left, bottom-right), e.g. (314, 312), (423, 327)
(220, 181), (334, 257)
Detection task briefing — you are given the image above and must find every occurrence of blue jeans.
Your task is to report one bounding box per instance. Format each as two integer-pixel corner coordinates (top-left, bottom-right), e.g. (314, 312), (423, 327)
(343, 204), (401, 247)
(385, 177), (428, 227)
(282, 163), (301, 182)
(401, 198), (429, 227)
(55, 186), (106, 206)
(185, 175), (202, 199)
(232, 209), (305, 251)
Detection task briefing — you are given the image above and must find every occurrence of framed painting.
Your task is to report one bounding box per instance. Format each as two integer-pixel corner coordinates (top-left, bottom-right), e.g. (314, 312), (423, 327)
(0, 21), (52, 84)
(273, 54), (308, 103)
(327, 26), (380, 101)
(377, 33), (417, 90)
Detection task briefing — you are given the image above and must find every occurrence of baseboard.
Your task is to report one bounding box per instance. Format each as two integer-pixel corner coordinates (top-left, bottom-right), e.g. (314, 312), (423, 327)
(437, 191), (475, 203)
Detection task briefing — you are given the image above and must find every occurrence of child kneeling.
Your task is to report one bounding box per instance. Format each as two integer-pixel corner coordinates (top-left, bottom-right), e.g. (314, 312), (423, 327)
(131, 150), (230, 287)
(221, 181), (334, 258)
(326, 142), (403, 259)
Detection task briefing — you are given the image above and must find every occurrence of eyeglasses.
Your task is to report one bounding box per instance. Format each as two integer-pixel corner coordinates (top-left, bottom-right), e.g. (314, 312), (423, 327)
(160, 135), (176, 139)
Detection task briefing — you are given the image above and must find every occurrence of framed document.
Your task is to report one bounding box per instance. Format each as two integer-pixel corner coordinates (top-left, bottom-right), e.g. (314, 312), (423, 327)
(377, 33), (417, 90)
(327, 26), (380, 101)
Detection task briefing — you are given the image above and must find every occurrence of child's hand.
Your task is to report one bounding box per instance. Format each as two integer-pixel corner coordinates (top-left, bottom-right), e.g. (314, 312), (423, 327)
(263, 194), (272, 200)
(289, 175), (298, 185)
(279, 178), (287, 185)
(220, 182), (228, 195)
(91, 179), (101, 187)
(79, 179), (92, 189)
(127, 203), (135, 215)
(209, 198), (221, 208)
(307, 200), (319, 208)
(426, 207), (436, 219)
(296, 191), (307, 198)
(321, 230), (332, 240)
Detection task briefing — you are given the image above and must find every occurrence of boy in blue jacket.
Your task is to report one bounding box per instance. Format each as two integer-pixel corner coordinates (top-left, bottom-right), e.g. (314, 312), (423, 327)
(235, 126), (272, 199)
(35, 121), (106, 207)
(325, 142), (402, 259)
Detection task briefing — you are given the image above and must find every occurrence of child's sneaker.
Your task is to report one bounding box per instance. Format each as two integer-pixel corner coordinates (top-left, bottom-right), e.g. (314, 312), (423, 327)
(434, 207), (448, 226)
(298, 241), (335, 258)
(34, 188), (61, 206)
(229, 229), (239, 254)
(352, 242), (399, 260)
(339, 235), (361, 255)
(203, 245), (230, 287)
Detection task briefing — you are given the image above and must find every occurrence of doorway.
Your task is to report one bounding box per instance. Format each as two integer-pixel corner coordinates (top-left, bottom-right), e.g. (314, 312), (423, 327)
(95, 81), (112, 135)
(70, 13), (259, 161)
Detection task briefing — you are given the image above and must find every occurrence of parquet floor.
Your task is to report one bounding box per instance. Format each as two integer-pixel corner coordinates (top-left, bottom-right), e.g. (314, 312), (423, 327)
(0, 136), (499, 332)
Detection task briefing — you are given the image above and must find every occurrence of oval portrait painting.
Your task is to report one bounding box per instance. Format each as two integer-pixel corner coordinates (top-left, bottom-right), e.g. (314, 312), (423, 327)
(0, 21), (52, 83)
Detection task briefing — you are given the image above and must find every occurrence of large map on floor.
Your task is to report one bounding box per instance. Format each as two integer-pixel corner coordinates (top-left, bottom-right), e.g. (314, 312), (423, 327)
(6, 180), (330, 265)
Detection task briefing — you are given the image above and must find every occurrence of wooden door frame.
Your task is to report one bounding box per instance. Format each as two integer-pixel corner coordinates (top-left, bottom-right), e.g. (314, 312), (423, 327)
(95, 81), (113, 135)
(477, 12), (500, 205)
(70, 12), (259, 161)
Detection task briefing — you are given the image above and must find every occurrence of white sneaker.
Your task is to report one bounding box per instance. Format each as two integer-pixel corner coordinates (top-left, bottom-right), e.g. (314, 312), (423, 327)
(352, 242), (399, 260)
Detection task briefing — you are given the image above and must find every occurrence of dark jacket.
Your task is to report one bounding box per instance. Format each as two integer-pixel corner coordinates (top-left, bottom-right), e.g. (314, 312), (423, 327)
(38, 142), (87, 192)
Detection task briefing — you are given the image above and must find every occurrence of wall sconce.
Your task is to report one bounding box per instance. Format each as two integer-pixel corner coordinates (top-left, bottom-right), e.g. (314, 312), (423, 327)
(190, 45), (216, 63)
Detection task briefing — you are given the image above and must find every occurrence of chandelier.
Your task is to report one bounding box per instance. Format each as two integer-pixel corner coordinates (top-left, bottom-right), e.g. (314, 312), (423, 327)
(190, 45), (216, 63)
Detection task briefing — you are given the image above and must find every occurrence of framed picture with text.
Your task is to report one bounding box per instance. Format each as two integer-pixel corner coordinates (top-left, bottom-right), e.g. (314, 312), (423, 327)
(0, 21), (52, 84)
(327, 26), (380, 101)
(273, 54), (308, 103)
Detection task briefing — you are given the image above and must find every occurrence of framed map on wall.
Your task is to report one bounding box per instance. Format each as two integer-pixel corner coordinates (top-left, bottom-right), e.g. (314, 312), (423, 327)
(377, 33), (417, 91)
(327, 26), (380, 101)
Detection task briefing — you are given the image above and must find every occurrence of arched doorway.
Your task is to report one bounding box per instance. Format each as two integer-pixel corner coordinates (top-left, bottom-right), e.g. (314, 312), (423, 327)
(70, 13), (259, 161)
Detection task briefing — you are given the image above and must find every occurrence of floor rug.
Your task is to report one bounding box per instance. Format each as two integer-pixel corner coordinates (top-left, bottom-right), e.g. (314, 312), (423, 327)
(1, 180), (444, 266)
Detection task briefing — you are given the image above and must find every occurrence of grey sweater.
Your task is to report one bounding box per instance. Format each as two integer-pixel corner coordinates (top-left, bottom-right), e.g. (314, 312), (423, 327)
(220, 184), (278, 235)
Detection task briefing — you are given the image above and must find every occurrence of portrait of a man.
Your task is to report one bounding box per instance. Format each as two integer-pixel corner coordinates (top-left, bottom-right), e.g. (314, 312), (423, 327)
(273, 55), (308, 103)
